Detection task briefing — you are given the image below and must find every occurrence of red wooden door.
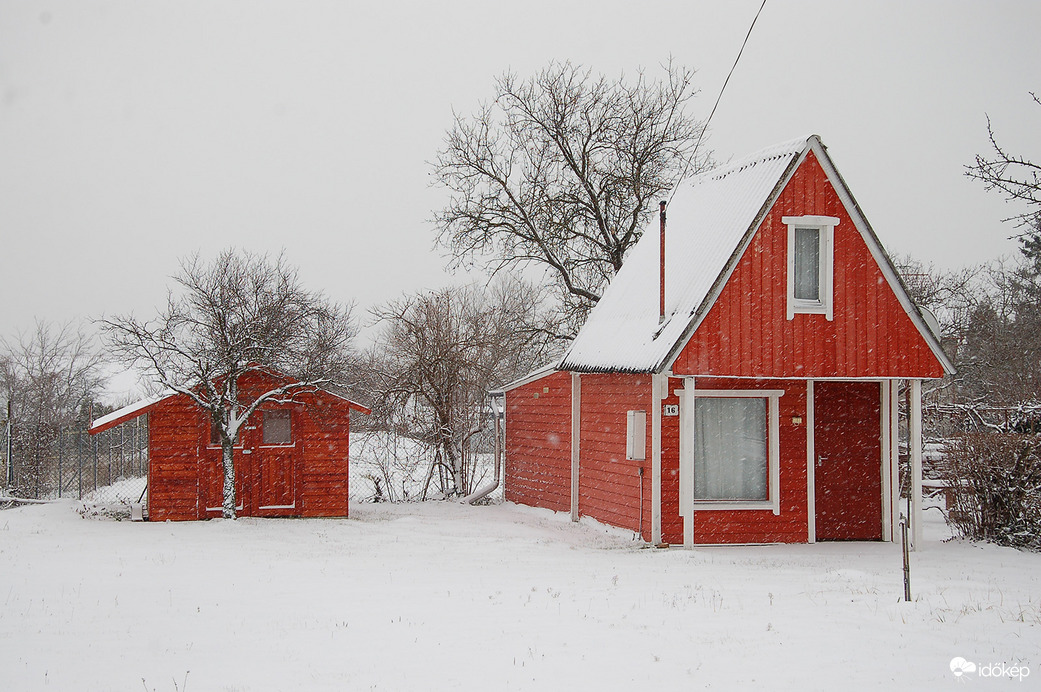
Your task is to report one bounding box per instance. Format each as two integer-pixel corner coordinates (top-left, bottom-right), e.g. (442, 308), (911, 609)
(814, 381), (882, 540)
(200, 420), (254, 518)
(252, 409), (299, 516)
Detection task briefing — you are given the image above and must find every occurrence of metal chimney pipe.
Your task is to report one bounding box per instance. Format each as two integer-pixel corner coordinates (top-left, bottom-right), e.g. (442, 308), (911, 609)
(659, 200), (667, 323)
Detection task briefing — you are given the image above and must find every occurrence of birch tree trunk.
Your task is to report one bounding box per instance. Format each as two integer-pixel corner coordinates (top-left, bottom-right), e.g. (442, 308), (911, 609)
(222, 440), (236, 519)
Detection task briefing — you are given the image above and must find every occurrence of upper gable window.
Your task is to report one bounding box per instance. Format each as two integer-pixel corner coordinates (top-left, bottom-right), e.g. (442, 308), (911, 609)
(783, 216), (839, 321)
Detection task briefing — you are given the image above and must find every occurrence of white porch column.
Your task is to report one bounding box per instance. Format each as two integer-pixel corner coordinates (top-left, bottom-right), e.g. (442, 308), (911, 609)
(910, 379), (924, 549)
(678, 379), (694, 548)
(651, 374), (664, 545)
(888, 381), (901, 542)
(806, 380), (816, 543)
(570, 373), (581, 522)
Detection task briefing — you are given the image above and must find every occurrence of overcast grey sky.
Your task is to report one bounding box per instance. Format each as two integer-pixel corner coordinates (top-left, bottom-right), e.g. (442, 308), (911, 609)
(2, 0), (1039, 348)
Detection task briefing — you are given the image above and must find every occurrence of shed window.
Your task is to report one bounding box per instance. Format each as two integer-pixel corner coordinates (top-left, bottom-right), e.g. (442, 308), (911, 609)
(694, 398), (767, 501)
(784, 215), (838, 320)
(263, 410), (292, 445)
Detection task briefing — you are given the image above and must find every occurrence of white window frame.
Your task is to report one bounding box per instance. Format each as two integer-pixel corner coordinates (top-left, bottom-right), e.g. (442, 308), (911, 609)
(784, 215), (838, 321)
(680, 389), (783, 515)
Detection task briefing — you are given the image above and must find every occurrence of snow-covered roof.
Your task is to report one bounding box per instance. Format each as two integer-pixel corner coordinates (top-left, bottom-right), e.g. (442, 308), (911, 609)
(89, 394), (171, 434)
(560, 135), (809, 373)
(558, 134), (955, 376)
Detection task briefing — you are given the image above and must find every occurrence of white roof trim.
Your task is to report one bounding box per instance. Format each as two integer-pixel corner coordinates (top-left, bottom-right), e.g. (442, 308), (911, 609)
(89, 394), (171, 432)
(496, 363), (561, 393)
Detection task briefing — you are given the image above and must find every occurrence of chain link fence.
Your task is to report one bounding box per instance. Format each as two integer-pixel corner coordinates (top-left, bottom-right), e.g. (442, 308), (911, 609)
(1, 416), (148, 506)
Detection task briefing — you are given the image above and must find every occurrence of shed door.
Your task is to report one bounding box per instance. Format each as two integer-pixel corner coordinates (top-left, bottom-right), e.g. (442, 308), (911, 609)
(201, 420), (251, 518)
(253, 410), (299, 516)
(814, 381), (882, 540)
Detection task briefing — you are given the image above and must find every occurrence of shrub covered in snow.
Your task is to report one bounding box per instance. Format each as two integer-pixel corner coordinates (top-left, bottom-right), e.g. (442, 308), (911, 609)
(942, 432), (1041, 550)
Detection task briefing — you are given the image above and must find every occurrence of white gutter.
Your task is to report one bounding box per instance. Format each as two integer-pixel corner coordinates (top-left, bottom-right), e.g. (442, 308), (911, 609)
(463, 392), (504, 505)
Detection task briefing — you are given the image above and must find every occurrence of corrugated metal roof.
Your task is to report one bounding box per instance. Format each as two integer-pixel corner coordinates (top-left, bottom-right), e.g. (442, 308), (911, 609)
(559, 135), (811, 373)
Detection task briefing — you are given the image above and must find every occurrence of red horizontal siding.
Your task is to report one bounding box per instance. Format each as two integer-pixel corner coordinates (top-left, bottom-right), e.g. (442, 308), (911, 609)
(577, 374), (651, 537)
(146, 376), (356, 521)
(504, 371), (572, 513)
(673, 151), (945, 380)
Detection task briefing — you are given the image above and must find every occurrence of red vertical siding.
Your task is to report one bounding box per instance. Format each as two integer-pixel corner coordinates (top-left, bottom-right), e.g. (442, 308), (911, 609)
(504, 371), (573, 513)
(660, 378), (683, 544)
(682, 378), (809, 544)
(672, 152), (945, 379)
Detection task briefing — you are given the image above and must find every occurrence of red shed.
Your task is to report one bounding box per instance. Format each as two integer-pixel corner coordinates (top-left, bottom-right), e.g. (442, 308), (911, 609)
(89, 371), (370, 521)
(501, 135), (953, 547)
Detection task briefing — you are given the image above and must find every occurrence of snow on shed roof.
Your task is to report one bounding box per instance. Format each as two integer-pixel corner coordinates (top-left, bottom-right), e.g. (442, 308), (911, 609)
(559, 135), (810, 373)
(89, 394), (171, 434)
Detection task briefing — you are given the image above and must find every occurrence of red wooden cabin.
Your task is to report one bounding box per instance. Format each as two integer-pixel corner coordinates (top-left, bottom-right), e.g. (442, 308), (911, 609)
(500, 135), (953, 547)
(89, 372), (370, 521)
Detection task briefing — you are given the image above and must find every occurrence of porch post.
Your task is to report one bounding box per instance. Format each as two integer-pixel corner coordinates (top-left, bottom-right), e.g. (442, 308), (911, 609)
(881, 381), (892, 542)
(678, 379), (694, 548)
(570, 373), (581, 522)
(889, 381), (901, 543)
(910, 379), (924, 549)
(651, 374), (664, 545)
(806, 380), (815, 543)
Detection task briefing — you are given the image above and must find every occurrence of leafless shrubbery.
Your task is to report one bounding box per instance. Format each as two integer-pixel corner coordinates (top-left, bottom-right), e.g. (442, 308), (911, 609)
(362, 276), (556, 498)
(1, 320), (105, 497)
(942, 433), (1041, 550)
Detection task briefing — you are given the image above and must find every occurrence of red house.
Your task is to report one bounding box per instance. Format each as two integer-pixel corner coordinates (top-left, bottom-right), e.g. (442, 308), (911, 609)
(89, 372), (370, 521)
(501, 135), (953, 547)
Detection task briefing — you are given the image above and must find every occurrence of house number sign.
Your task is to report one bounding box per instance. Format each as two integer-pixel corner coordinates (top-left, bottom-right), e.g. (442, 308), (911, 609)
(663, 404), (679, 416)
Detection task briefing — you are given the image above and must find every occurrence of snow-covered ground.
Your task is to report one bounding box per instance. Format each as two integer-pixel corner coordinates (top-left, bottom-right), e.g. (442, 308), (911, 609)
(0, 500), (1037, 691)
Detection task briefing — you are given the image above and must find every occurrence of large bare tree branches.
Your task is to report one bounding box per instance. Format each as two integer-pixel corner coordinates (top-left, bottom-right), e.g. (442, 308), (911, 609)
(100, 249), (357, 517)
(966, 92), (1041, 238)
(433, 61), (710, 332)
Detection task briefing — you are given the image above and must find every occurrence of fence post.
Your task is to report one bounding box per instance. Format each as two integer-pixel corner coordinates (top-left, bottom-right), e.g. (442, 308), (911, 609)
(93, 433), (99, 494)
(5, 400), (12, 490)
(58, 427), (63, 499)
(77, 429), (83, 500)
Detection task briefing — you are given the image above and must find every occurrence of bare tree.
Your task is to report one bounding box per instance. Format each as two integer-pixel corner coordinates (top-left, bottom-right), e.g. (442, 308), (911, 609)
(966, 92), (1041, 240)
(365, 277), (556, 497)
(433, 61), (710, 334)
(1, 320), (105, 496)
(100, 250), (357, 518)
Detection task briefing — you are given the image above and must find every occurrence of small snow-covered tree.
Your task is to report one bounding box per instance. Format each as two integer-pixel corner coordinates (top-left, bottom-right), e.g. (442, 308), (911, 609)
(101, 250), (357, 518)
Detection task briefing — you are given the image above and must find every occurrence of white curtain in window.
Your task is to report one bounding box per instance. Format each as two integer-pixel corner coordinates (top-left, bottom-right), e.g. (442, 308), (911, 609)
(794, 227), (820, 301)
(694, 397), (767, 501)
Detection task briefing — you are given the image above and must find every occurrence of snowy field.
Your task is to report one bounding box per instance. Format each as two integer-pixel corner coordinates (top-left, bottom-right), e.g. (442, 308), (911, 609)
(1, 500), (1038, 691)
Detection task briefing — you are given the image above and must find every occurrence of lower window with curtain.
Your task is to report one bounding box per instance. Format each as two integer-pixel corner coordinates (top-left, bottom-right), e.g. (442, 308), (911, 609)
(693, 397), (768, 501)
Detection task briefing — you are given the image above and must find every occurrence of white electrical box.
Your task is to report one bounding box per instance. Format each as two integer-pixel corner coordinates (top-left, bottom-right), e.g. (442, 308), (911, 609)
(626, 410), (647, 460)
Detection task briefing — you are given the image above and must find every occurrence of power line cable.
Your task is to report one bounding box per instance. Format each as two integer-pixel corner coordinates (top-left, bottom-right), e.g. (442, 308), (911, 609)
(668, 0), (768, 206)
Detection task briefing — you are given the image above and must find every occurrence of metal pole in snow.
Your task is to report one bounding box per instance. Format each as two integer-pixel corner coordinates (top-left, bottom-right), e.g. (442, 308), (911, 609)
(901, 494), (911, 601)
(5, 400), (12, 490)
